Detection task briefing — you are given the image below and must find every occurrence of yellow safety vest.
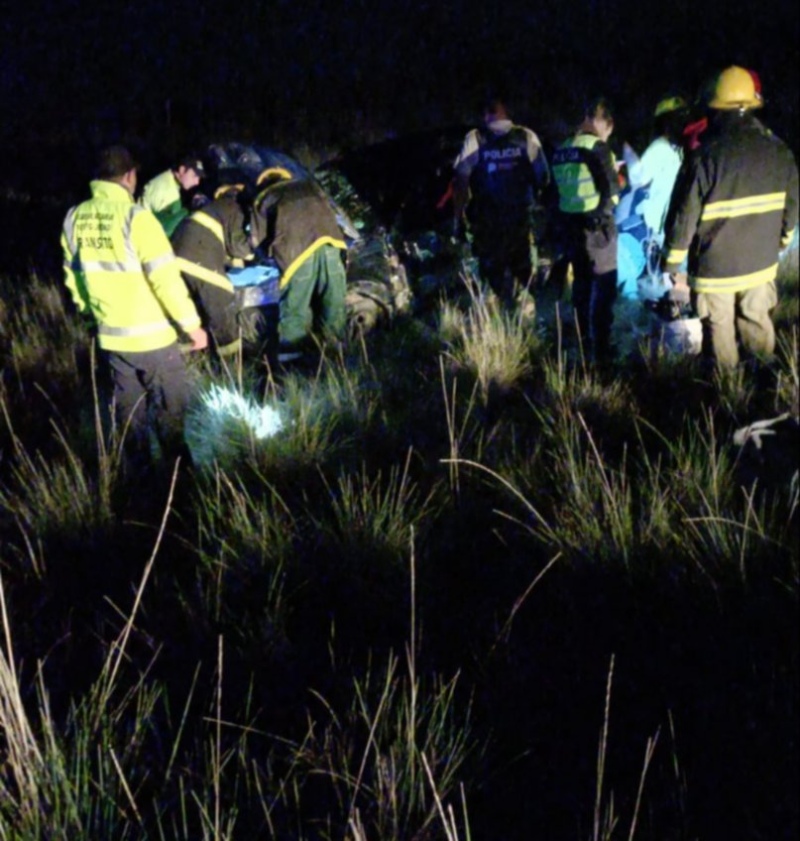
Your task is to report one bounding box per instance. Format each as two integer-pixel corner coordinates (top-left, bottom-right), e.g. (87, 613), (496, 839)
(62, 180), (201, 352)
(552, 133), (615, 214)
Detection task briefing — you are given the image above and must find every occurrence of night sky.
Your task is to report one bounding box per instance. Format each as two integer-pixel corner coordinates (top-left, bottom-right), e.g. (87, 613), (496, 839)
(2, 0), (798, 162)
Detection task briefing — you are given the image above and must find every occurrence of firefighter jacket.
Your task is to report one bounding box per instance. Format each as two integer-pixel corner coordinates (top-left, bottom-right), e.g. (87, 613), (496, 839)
(171, 195), (253, 353)
(251, 179), (347, 289)
(454, 120), (549, 225)
(62, 180), (201, 353)
(663, 112), (799, 294)
(140, 169), (187, 237)
(552, 132), (620, 218)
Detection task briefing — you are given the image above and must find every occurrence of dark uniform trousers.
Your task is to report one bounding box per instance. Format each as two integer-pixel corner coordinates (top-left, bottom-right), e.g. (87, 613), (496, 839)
(107, 344), (195, 464)
(562, 213), (618, 358)
(472, 214), (533, 306)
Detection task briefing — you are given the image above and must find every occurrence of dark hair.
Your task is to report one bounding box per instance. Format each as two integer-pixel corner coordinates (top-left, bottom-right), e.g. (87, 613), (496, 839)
(482, 92), (508, 112)
(175, 154), (205, 175)
(654, 110), (688, 141)
(94, 145), (138, 179)
(478, 76), (513, 115)
(584, 96), (614, 122)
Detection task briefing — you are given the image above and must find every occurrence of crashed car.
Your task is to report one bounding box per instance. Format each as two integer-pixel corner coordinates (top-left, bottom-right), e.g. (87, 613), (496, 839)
(314, 126), (473, 302)
(200, 142), (413, 341)
(317, 126), (562, 297)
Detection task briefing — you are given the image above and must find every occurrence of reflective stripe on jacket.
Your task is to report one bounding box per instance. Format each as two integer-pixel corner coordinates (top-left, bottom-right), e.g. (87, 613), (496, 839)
(552, 133), (619, 216)
(252, 180), (347, 289)
(171, 195), (255, 293)
(663, 112), (799, 294)
(170, 196), (249, 351)
(62, 180), (201, 352)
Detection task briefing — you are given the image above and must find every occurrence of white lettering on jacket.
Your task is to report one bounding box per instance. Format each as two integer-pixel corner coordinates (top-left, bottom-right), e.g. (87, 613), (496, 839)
(482, 147), (524, 161)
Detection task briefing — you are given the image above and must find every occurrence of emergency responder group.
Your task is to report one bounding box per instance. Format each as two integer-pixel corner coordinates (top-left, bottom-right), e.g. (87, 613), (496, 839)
(62, 65), (798, 467)
(63, 147), (349, 470)
(451, 71), (796, 367)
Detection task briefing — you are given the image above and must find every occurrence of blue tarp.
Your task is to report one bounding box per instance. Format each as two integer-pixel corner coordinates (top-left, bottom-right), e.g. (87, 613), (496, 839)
(228, 263), (281, 307)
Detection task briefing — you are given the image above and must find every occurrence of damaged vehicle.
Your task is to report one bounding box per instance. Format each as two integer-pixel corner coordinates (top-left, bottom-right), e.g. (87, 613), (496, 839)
(200, 142), (413, 343)
(314, 126), (473, 304)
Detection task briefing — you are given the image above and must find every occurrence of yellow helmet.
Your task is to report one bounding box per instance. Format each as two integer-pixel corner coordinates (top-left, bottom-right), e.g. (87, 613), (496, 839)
(213, 183), (245, 200)
(708, 66), (763, 110)
(654, 95), (688, 118)
(256, 166), (293, 187)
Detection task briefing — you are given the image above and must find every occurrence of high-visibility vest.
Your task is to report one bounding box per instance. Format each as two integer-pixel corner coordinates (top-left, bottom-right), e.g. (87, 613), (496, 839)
(62, 180), (201, 352)
(140, 170), (187, 236)
(552, 133), (616, 215)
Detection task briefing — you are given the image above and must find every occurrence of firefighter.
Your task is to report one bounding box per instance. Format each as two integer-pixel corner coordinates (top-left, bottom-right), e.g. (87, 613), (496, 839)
(61, 145), (207, 466)
(452, 94), (550, 309)
(551, 97), (620, 360)
(249, 168), (348, 357)
(662, 66), (799, 368)
(171, 173), (254, 358)
(140, 154), (206, 237)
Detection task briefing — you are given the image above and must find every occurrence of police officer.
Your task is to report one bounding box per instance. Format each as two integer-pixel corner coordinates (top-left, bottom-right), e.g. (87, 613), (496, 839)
(452, 94), (550, 309)
(552, 97), (620, 360)
(61, 145), (207, 466)
(662, 67), (799, 368)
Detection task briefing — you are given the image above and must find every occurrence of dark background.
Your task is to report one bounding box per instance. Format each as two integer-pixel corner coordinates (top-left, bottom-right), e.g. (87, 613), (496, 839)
(1, 0), (798, 176)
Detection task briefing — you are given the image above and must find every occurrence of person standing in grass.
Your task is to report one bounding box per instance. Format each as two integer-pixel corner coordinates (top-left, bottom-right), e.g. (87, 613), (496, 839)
(452, 93), (550, 311)
(61, 145), (207, 467)
(621, 95), (689, 246)
(248, 168), (348, 358)
(171, 173), (255, 359)
(551, 96), (620, 361)
(140, 154), (206, 237)
(662, 66), (799, 368)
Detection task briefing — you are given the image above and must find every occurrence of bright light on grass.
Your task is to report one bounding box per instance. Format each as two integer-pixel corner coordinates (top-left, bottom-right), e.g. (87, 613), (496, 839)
(187, 384), (288, 467)
(201, 384), (285, 440)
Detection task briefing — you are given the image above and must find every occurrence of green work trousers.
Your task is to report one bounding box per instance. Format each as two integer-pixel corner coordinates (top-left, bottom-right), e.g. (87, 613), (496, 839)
(279, 245), (347, 351)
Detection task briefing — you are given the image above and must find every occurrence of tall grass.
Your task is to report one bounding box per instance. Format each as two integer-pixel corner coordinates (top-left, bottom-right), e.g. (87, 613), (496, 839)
(0, 384), (123, 576)
(455, 390), (795, 585)
(191, 469), (296, 649)
(289, 537), (476, 841)
(319, 449), (439, 565)
(294, 650), (474, 841)
(0, 271), (86, 392)
(0, 254), (796, 839)
(440, 272), (535, 402)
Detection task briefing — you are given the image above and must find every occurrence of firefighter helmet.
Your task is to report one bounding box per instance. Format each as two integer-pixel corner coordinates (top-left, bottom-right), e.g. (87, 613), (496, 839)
(256, 167), (293, 188)
(708, 66), (763, 110)
(654, 95), (688, 118)
(212, 167), (248, 200)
